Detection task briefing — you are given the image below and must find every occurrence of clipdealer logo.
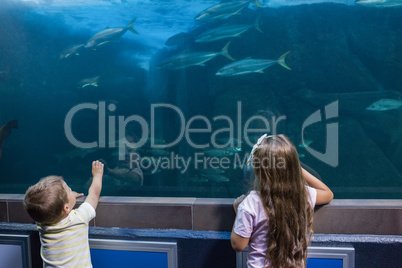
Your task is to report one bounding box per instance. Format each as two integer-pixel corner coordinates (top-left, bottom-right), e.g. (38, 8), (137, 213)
(64, 101), (285, 159)
(301, 101), (339, 167)
(63, 101), (339, 168)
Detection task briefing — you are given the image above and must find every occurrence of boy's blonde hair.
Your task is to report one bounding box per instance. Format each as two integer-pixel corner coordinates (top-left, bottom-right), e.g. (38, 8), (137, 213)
(24, 176), (68, 225)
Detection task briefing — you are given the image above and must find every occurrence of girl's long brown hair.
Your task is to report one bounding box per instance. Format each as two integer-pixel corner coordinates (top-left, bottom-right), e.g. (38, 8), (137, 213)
(252, 135), (313, 268)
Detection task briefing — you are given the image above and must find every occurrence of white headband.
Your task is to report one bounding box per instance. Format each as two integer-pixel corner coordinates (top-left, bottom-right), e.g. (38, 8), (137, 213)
(246, 134), (270, 166)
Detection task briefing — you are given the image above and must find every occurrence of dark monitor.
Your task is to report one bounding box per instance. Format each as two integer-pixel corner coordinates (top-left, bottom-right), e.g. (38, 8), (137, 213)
(0, 234), (31, 268)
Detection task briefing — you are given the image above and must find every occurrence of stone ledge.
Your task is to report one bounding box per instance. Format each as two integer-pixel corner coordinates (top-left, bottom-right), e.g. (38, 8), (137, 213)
(1, 195), (401, 235)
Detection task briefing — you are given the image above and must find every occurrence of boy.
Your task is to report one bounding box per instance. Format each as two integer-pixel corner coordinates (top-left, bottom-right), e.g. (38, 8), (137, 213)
(24, 160), (104, 268)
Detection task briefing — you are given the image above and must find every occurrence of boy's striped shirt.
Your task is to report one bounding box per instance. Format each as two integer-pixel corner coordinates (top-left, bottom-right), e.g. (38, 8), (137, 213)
(37, 202), (96, 268)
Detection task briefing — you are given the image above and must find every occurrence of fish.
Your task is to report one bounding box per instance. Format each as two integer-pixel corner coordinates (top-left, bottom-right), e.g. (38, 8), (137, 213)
(195, 0), (262, 21)
(195, 17), (262, 43)
(204, 148), (234, 157)
(355, 0), (402, 7)
(224, 146), (242, 152)
(216, 51), (291, 76)
(157, 42), (234, 70)
(0, 119), (18, 159)
(294, 88), (402, 114)
(298, 140), (313, 148)
(78, 76), (100, 88)
(60, 44), (85, 59)
(85, 18), (138, 49)
(365, 99), (402, 111)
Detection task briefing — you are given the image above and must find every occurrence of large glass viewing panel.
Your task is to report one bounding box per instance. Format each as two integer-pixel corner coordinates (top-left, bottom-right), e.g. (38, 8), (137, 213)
(0, 0), (401, 198)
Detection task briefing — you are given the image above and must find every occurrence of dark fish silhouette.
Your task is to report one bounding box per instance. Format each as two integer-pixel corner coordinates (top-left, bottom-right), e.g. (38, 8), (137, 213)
(0, 119), (18, 158)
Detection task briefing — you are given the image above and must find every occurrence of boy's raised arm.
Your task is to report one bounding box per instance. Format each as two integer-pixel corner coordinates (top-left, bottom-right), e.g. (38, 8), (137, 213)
(85, 160), (104, 210)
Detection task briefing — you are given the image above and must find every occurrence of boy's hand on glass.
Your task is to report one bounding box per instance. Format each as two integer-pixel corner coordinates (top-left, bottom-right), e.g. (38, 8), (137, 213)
(92, 160), (104, 178)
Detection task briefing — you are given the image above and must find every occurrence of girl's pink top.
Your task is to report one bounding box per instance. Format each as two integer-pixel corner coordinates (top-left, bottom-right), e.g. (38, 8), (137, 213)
(234, 186), (317, 268)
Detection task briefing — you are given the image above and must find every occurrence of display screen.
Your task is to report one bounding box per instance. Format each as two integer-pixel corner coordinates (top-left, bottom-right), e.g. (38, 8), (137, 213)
(91, 249), (168, 268)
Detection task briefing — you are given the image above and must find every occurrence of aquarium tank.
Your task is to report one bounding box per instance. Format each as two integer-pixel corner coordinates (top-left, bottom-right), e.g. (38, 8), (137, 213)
(0, 0), (401, 198)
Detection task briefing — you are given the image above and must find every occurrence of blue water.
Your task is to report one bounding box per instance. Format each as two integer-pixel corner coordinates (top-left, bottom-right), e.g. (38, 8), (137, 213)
(0, 0), (401, 198)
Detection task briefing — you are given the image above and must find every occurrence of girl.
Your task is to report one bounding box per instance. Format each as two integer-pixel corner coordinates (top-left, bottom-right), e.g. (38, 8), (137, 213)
(231, 134), (333, 268)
